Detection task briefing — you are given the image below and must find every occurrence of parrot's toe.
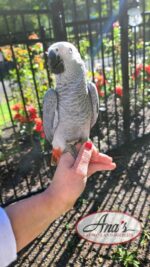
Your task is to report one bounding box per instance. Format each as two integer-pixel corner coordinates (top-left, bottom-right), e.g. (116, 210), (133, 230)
(51, 148), (62, 165)
(64, 145), (78, 159)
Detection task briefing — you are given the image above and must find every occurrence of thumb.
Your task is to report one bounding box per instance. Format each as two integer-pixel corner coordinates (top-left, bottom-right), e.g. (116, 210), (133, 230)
(73, 141), (93, 177)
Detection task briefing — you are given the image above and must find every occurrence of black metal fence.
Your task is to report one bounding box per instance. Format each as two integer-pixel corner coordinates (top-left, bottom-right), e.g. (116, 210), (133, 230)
(0, 0), (149, 206)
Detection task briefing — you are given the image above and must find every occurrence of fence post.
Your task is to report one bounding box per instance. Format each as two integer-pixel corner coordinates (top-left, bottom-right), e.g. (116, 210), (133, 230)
(119, 0), (130, 143)
(51, 0), (67, 41)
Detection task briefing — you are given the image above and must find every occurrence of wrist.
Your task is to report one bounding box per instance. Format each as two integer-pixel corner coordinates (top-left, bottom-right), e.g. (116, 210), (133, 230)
(43, 186), (72, 218)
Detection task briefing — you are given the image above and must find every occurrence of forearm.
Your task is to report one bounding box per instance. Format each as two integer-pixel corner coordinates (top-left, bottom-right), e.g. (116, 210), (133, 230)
(5, 189), (69, 252)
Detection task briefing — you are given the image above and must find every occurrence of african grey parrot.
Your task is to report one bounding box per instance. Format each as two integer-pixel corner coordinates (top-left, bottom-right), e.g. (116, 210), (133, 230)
(43, 41), (99, 163)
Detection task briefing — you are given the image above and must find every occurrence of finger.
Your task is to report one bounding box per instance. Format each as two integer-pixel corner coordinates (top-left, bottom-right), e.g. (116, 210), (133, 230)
(73, 141), (93, 176)
(91, 146), (113, 163)
(90, 153), (113, 164)
(88, 162), (116, 177)
(59, 152), (75, 168)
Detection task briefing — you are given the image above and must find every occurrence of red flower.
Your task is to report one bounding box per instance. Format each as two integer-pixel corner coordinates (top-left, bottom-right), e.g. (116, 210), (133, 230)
(115, 86), (123, 97)
(14, 113), (27, 123)
(27, 105), (37, 121)
(95, 74), (107, 98)
(29, 113), (37, 120)
(14, 113), (22, 121)
(95, 74), (106, 88)
(19, 115), (27, 123)
(98, 90), (105, 97)
(34, 118), (43, 132)
(145, 65), (150, 75)
(12, 103), (22, 111)
(33, 117), (45, 138)
(27, 105), (37, 114)
(40, 132), (45, 138)
(132, 64), (143, 80)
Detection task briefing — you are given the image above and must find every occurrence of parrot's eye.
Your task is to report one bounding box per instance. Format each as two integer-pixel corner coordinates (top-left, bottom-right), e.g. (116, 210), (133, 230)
(69, 48), (73, 54)
(55, 48), (59, 52)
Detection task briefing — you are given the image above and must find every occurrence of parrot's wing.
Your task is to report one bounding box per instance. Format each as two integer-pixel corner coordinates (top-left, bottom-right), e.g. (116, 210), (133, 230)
(88, 81), (99, 128)
(43, 88), (58, 143)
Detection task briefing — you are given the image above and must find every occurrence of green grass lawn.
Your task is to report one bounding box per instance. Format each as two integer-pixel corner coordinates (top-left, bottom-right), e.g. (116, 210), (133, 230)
(0, 100), (15, 127)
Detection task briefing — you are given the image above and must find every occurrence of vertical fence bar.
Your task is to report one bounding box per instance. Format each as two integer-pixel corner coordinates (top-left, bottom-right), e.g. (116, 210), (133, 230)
(133, 26), (138, 138)
(110, 9), (119, 147)
(142, 0), (146, 136)
(21, 14), (42, 117)
(98, 0), (110, 150)
(119, 0), (130, 143)
(72, 0), (80, 51)
(0, 194), (3, 206)
(51, 0), (67, 42)
(86, 0), (94, 81)
(4, 15), (29, 120)
(37, 15), (52, 88)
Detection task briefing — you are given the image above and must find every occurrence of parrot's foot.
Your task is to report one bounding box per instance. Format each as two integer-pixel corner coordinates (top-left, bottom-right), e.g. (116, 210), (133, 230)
(64, 139), (91, 159)
(51, 148), (62, 166)
(64, 144), (78, 159)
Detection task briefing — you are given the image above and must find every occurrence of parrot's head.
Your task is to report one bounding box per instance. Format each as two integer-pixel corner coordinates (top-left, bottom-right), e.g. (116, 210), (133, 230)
(47, 42), (84, 75)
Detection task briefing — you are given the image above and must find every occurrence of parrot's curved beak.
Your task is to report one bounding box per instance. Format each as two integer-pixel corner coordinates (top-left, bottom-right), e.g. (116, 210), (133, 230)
(48, 50), (65, 74)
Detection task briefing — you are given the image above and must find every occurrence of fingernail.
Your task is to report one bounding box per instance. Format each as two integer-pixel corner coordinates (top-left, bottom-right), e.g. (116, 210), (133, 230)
(85, 141), (92, 150)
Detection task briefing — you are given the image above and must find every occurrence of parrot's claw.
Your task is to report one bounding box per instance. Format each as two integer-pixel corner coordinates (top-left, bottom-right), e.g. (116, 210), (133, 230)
(70, 145), (78, 159)
(64, 138), (90, 159)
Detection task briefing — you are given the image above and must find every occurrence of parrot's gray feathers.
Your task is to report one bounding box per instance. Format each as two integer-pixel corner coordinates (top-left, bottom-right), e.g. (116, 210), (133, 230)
(43, 88), (58, 142)
(88, 82), (99, 128)
(43, 42), (100, 155)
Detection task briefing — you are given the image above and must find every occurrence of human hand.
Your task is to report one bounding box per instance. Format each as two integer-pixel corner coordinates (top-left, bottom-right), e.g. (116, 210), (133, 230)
(75, 142), (116, 177)
(45, 142), (116, 212)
